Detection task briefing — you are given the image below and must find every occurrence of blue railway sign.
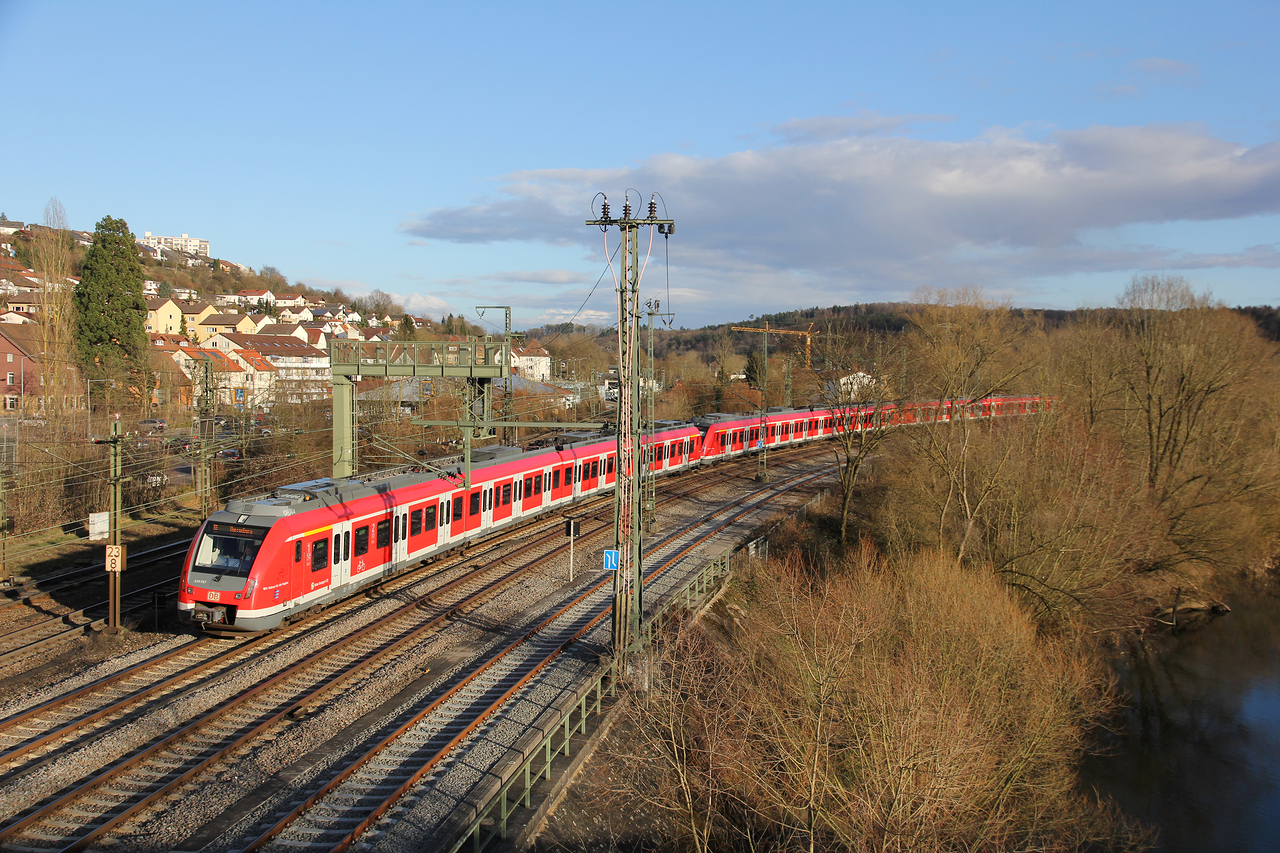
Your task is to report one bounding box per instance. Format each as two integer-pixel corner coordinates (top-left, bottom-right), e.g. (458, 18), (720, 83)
(603, 549), (620, 573)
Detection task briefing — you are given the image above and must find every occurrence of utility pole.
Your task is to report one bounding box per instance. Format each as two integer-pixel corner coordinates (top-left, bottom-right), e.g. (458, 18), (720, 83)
(93, 416), (124, 631)
(587, 194), (673, 655)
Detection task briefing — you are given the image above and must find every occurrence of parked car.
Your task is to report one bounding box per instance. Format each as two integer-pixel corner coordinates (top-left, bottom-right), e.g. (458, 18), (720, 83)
(139, 418), (167, 433)
(166, 437), (194, 453)
(216, 448), (242, 461)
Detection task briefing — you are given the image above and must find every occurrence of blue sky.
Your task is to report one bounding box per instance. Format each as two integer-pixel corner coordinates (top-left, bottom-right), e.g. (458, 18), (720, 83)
(1, 1), (1276, 332)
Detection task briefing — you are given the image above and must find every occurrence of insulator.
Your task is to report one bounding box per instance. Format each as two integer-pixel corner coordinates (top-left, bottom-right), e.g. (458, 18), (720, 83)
(648, 199), (657, 219)
(601, 200), (610, 220)
(623, 202), (632, 219)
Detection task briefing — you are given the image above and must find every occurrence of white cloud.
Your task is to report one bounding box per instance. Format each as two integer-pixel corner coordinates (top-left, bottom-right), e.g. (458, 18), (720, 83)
(480, 269), (592, 285)
(772, 110), (954, 143)
(1133, 57), (1200, 84)
(401, 120), (1280, 319)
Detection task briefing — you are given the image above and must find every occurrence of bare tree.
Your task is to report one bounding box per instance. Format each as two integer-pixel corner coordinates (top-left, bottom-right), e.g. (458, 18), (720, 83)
(816, 324), (902, 543)
(30, 198), (79, 428)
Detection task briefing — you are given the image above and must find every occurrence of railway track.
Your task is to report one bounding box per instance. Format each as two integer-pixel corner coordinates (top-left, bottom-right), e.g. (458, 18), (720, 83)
(0, 448), (829, 845)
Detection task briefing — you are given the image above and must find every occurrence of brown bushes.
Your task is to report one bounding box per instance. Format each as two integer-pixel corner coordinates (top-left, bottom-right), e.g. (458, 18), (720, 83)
(611, 548), (1147, 852)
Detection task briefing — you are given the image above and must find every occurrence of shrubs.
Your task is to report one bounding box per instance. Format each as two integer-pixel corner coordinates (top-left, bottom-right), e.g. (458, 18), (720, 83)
(611, 545), (1147, 852)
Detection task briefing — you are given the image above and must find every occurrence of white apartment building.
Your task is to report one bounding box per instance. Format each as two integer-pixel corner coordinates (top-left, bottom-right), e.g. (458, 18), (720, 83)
(140, 232), (210, 257)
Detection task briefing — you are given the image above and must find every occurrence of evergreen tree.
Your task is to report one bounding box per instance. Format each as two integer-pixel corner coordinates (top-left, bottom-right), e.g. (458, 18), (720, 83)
(397, 315), (417, 341)
(74, 216), (148, 378)
(745, 349), (766, 389)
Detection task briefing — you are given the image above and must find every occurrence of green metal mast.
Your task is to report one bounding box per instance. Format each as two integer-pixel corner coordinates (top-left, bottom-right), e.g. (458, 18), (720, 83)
(587, 194), (673, 655)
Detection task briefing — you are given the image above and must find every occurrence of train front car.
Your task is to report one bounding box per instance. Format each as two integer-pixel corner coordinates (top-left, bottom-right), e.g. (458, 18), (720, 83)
(178, 509), (289, 632)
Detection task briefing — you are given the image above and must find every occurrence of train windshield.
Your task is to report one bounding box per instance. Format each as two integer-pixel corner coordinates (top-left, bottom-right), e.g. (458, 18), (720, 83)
(192, 522), (269, 578)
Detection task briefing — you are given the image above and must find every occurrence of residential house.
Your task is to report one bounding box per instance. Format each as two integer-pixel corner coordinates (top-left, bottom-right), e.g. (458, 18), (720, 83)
(145, 298), (184, 335)
(234, 289), (275, 311)
(274, 292), (306, 309)
(0, 311), (36, 324)
(6, 295), (42, 315)
(278, 305), (314, 323)
(253, 323), (311, 344)
(195, 312), (256, 342)
(170, 346), (248, 408)
(0, 325), (42, 413)
(203, 333), (330, 404)
(178, 301), (218, 341)
(510, 340), (552, 382)
(246, 313), (276, 333)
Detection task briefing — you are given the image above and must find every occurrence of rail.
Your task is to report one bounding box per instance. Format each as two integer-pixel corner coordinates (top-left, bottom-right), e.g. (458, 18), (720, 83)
(449, 487), (833, 852)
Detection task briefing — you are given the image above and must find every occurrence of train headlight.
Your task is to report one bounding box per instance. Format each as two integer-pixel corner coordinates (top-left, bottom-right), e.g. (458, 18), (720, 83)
(236, 578), (257, 601)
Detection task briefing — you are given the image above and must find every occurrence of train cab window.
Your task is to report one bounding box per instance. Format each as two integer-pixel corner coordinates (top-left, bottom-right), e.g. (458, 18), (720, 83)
(424, 505), (436, 530)
(343, 531), (350, 561)
(452, 496), (464, 520)
(311, 539), (329, 572)
(553, 469), (560, 489)
(470, 492), (480, 516)
(333, 533), (340, 564)
(354, 526), (369, 556)
(377, 519), (391, 548)
(411, 509), (422, 537)
(502, 483), (511, 505)
(295, 541), (302, 563)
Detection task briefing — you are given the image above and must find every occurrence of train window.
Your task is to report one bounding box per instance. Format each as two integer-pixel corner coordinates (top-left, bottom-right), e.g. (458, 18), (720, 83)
(423, 505), (435, 530)
(452, 496), (464, 520)
(402, 513), (408, 537)
(333, 533), (340, 564)
(354, 526), (369, 556)
(591, 459), (599, 478)
(343, 531), (350, 561)
(470, 492), (480, 516)
(607, 456), (614, 474)
(393, 515), (399, 543)
(553, 468), (560, 489)
(311, 539), (328, 571)
(295, 541), (302, 562)
(377, 519), (391, 548)
(524, 476), (532, 496)
(502, 483), (511, 505)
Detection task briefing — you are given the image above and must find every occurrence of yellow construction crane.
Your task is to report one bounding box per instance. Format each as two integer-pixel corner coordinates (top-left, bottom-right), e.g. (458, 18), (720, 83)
(729, 321), (821, 369)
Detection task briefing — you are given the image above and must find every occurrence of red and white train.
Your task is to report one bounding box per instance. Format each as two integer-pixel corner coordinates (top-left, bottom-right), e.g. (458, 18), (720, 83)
(178, 395), (1044, 632)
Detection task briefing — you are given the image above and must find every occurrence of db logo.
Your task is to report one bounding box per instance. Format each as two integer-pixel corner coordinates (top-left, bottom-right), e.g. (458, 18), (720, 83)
(208, 591), (220, 601)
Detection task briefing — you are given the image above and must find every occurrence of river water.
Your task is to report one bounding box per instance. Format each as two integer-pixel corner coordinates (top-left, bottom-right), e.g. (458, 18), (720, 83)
(1085, 592), (1280, 852)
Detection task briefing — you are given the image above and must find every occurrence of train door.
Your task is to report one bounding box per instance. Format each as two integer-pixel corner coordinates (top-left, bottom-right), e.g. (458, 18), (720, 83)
(375, 515), (392, 570)
(479, 483), (495, 530)
(331, 519), (352, 591)
(408, 501), (437, 557)
(392, 506), (410, 568)
(493, 480), (512, 523)
(449, 491), (465, 538)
